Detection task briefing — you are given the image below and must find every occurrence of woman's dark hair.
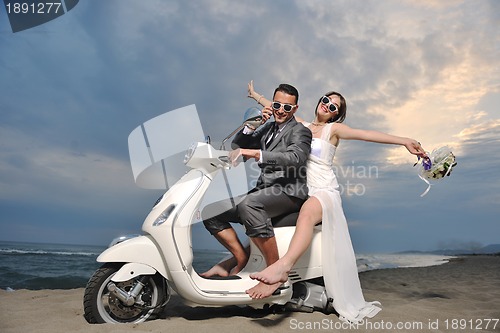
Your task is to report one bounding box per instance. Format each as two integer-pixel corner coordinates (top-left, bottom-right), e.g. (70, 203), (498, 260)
(315, 91), (347, 123)
(274, 83), (299, 104)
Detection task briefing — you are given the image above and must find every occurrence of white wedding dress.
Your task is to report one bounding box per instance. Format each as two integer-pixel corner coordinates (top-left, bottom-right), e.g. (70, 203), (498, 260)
(305, 122), (382, 323)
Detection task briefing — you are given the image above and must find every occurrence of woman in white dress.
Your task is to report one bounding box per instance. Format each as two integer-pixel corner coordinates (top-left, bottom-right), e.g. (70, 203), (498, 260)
(247, 81), (428, 322)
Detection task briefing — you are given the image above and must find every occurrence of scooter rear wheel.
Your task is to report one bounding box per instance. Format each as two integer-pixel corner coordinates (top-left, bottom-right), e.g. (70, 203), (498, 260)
(83, 263), (168, 324)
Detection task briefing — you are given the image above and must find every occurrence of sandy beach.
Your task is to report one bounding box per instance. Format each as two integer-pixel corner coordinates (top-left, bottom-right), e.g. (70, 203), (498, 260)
(1, 255), (499, 333)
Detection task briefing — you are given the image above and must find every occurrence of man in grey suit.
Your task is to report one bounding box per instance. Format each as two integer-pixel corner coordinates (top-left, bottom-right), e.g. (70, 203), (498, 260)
(202, 84), (312, 298)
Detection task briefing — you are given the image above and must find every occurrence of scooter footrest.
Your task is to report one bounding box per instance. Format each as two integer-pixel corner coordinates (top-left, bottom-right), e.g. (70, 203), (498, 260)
(203, 275), (242, 280)
(272, 283), (290, 296)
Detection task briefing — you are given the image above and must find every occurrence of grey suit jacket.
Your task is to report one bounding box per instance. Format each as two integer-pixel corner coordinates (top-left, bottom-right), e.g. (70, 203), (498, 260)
(232, 117), (312, 200)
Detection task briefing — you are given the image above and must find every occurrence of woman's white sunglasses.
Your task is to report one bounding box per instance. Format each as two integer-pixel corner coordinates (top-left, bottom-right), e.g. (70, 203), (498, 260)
(321, 95), (339, 113)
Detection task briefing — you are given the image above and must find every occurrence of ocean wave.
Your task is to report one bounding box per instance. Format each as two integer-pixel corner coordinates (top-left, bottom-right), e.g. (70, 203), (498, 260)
(0, 248), (100, 257)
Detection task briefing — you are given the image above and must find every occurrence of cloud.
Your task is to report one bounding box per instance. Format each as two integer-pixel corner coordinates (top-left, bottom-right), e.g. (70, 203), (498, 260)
(0, 126), (137, 211)
(0, 0), (498, 250)
(457, 119), (500, 142)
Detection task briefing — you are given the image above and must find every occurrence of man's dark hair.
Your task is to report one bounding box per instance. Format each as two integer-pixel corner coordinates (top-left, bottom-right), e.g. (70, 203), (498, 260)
(273, 83), (299, 104)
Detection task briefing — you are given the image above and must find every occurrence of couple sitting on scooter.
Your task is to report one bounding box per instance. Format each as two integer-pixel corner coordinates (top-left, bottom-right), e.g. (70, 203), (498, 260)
(201, 82), (310, 299)
(201, 81), (427, 310)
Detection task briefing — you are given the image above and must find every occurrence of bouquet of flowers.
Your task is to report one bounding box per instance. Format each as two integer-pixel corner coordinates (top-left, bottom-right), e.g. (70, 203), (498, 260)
(415, 146), (457, 196)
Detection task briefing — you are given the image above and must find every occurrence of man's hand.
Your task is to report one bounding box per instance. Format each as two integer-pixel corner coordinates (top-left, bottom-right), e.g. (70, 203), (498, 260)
(229, 148), (261, 166)
(261, 106), (273, 124)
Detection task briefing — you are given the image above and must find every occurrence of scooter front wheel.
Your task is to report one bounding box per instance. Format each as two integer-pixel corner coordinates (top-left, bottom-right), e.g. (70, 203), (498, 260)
(83, 263), (168, 324)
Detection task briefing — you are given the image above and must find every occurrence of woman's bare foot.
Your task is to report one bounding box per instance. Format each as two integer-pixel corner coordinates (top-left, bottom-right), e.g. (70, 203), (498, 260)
(245, 281), (282, 299)
(249, 260), (290, 284)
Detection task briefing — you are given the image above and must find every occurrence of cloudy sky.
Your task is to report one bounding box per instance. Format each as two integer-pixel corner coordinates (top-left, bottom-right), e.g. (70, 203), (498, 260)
(1, 0), (499, 253)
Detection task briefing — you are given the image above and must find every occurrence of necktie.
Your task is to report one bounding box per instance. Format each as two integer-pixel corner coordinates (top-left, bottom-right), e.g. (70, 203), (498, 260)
(266, 124), (279, 148)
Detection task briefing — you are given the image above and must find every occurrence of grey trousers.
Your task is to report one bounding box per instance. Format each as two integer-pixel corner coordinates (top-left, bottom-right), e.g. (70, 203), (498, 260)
(202, 185), (304, 238)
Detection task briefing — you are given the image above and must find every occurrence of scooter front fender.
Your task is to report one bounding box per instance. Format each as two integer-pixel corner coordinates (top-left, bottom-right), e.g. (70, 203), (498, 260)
(97, 235), (170, 280)
(111, 262), (157, 282)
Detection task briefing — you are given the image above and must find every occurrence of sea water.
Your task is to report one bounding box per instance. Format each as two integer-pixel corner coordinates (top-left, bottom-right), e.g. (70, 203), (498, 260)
(0, 240), (452, 291)
(0, 240), (228, 290)
(356, 253), (453, 272)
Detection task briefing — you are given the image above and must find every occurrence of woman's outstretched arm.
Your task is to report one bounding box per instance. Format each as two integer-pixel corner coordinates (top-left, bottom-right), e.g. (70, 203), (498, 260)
(332, 123), (427, 157)
(248, 80), (272, 107)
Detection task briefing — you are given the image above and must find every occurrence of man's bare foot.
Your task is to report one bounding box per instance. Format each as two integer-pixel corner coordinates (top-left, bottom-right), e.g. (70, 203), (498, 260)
(200, 264), (230, 278)
(245, 281), (282, 299)
(200, 254), (248, 278)
(249, 260), (290, 284)
(229, 265), (245, 276)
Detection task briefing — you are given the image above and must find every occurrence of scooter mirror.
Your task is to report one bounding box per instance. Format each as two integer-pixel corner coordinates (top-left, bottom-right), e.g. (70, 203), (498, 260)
(219, 107), (264, 150)
(242, 107), (263, 130)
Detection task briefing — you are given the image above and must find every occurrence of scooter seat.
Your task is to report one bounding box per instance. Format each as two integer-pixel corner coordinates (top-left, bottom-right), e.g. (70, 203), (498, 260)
(272, 212), (299, 227)
(272, 212), (322, 228)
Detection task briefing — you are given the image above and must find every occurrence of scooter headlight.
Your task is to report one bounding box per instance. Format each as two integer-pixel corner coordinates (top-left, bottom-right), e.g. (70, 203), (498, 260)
(152, 204), (177, 226)
(183, 142), (197, 164)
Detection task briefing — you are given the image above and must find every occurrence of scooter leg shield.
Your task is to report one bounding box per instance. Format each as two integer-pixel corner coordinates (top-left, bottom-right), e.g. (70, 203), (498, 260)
(97, 235), (169, 280)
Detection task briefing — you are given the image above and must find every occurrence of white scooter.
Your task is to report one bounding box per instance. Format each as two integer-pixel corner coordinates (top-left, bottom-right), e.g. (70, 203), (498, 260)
(83, 108), (332, 324)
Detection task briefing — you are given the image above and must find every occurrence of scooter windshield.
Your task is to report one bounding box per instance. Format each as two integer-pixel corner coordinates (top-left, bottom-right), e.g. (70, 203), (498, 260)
(128, 105), (205, 189)
(127, 105), (257, 203)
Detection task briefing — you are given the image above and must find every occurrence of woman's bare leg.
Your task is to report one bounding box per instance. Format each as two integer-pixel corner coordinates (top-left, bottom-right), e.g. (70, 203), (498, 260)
(245, 236), (282, 299)
(250, 197), (323, 285)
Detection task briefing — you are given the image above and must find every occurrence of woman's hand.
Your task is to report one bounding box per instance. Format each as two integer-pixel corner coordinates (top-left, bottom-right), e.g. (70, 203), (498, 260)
(248, 80), (258, 100)
(247, 80), (271, 124)
(248, 80), (271, 109)
(404, 139), (428, 159)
